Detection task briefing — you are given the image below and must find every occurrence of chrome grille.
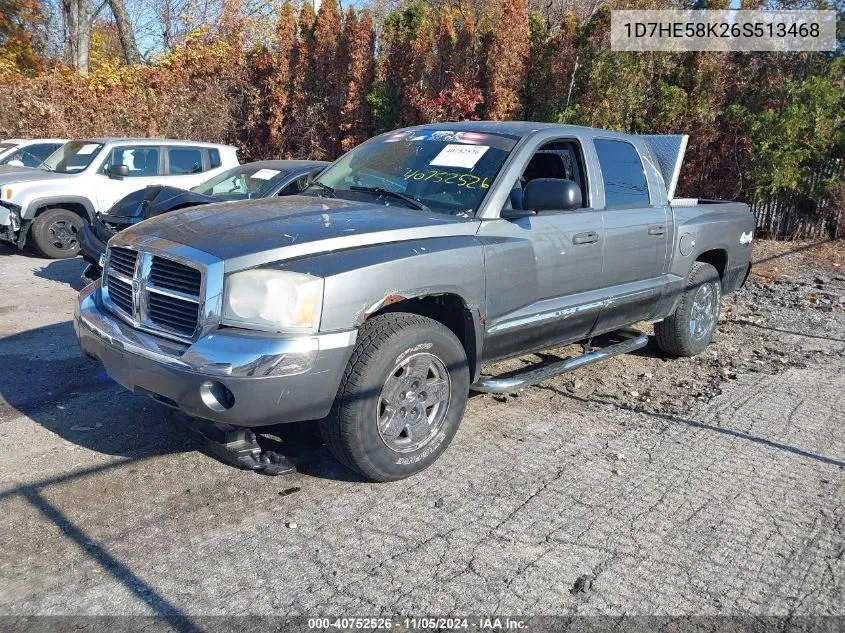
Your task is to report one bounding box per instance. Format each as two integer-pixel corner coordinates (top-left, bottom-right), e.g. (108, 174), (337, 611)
(150, 257), (202, 295)
(105, 273), (133, 314)
(148, 293), (200, 336)
(102, 246), (204, 342)
(108, 247), (138, 277)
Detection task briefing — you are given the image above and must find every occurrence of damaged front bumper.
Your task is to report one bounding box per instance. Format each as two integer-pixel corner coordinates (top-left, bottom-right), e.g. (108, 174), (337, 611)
(74, 282), (357, 427)
(0, 203), (23, 247)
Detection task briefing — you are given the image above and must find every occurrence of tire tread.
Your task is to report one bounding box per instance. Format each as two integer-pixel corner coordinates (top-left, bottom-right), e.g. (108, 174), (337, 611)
(654, 261), (721, 357)
(319, 313), (455, 480)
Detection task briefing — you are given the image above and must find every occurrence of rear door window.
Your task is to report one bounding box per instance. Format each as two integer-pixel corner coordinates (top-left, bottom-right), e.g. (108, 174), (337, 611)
(594, 139), (650, 207)
(208, 148), (221, 169)
(167, 147), (204, 175)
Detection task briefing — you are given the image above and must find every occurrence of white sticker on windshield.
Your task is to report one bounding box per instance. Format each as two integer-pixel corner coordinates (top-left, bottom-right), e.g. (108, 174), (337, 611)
(430, 144), (489, 169)
(250, 168), (281, 180)
(77, 143), (100, 155)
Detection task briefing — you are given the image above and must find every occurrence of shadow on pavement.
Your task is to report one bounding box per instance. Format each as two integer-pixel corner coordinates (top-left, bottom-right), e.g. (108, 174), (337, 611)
(32, 257), (88, 291)
(731, 319), (845, 343)
(0, 319), (364, 481)
(549, 388), (845, 469)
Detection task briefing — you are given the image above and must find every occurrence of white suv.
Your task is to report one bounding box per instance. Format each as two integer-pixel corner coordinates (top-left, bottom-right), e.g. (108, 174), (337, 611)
(0, 138), (238, 258)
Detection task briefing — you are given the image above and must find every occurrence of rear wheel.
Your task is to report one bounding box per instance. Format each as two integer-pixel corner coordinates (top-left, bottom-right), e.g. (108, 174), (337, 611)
(319, 313), (469, 482)
(655, 261), (722, 357)
(31, 208), (84, 259)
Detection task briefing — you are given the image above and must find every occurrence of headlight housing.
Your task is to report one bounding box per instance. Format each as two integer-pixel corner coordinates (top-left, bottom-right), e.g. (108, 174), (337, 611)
(222, 270), (323, 333)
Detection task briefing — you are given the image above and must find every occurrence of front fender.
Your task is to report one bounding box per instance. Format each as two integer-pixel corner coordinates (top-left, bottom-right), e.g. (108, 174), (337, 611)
(20, 194), (96, 221)
(275, 236), (486, 332)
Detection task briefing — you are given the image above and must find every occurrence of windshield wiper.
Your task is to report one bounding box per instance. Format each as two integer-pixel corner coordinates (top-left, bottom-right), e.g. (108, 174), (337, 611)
(349, 186), (431, 212)
(304, 180), (335, 198)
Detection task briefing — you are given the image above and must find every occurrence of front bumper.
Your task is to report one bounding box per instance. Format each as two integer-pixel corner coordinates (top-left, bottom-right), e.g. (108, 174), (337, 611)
(74, 283), (356, 427)
(79, 223), (108, 268)
(0, 203), (21, 245)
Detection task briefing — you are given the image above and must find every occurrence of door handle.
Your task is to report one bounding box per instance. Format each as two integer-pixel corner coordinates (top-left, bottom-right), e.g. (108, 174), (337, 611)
(573, 231), (599, 245)
(648, 225), (666, 236)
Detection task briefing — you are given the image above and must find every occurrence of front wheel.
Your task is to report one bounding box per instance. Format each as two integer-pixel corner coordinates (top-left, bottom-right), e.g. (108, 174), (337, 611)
(655, 261), (722, 357)
(319, 313), (470, 482)
(30, 208), (84, 259)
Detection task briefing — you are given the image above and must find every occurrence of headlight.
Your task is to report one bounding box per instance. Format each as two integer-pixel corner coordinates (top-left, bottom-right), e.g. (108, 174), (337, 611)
(222, 270), (323, 333)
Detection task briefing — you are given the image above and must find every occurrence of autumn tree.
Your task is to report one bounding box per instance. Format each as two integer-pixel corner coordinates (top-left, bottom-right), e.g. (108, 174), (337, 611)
(485, 0), (529, 119)
(369, 2), (427, 132)
(0, 0), (44, 73)
(310, 0), (342, 158)
(282, 2), (316, 157)
(338, 9), (376, 152)
(409, 11), (482, 122)
(267, 1), (297, 155)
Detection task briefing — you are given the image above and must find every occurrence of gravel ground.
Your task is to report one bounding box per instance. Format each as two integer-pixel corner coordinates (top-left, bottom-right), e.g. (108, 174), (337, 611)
(0, 240), (843, 620)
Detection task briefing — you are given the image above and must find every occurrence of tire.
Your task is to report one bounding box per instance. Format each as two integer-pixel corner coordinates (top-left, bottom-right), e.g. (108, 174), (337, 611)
(31, 208), (84, 259)
(319, 313), (470, 482)
(655, 261), (722, 357)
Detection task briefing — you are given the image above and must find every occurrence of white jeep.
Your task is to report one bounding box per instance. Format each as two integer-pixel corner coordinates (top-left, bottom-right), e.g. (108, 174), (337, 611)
(0, 138), (239, 259)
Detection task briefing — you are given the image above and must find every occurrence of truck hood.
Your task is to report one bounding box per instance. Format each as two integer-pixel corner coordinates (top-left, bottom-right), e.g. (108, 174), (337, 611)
(0, 166), (75, 184)
(119, 196), (479, 272)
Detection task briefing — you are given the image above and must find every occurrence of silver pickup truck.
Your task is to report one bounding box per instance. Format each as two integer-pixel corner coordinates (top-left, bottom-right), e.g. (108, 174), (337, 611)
(74, 122), (754, 481)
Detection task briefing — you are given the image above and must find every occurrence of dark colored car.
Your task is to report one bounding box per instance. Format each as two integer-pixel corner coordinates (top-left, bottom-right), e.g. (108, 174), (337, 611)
(79, 160), (327, 280)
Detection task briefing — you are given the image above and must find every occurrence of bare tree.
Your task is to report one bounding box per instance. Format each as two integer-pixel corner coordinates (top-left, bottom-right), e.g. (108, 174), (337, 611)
(61, 0), (106, 73)
(107, 0), (140, 63)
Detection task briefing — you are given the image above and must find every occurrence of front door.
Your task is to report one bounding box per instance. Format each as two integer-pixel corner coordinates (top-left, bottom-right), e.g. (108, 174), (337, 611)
(479, 140), (606, 363)
(95, 145), (165, 212)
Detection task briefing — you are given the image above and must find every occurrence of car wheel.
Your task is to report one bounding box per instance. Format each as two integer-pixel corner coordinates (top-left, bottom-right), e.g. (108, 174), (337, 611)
(319, 313), (470, 482)
(31, 208), (84, 259)
(655, 261), (722, 357)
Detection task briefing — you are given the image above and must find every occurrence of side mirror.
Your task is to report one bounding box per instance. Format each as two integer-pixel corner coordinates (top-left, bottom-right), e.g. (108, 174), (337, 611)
(523, 178), (582, 212)
(7, 159), (25, 168)
(108, 164), (129, 178)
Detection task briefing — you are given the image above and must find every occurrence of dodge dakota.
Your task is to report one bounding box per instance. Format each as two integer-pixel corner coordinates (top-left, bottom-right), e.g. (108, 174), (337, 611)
(74, 122), (754, 481)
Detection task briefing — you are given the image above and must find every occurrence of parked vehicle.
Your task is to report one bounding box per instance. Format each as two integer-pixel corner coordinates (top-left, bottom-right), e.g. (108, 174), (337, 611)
(75, 122), (754, 481)
(0, 139), (238, 259)
(79, 160), (327, 281)
(0, 139), (67, 169)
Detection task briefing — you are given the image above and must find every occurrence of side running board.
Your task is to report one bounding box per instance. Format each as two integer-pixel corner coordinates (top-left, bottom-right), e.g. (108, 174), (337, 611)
(471, 328), (648, 394)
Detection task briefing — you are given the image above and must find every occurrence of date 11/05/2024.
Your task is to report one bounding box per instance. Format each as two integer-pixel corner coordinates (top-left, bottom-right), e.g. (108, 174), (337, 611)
(308, 617), (527, 630)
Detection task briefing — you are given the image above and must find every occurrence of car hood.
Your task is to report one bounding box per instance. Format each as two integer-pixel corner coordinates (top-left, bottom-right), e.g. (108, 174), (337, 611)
(106, 185), (222, 219)
(119, 196), (478, 272)
(0, 166), (74, 183)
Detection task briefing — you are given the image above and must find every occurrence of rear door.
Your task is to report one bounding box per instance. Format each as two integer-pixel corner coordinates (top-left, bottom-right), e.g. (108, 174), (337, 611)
(479, 138), (606, 362)
(164, 146), (211, 188)
(592, 138), (670, 333)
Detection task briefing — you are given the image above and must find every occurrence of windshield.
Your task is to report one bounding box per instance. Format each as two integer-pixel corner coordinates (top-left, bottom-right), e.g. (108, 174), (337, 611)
(191, 164), (291, 200)
(307, 129), (519, 215)
(0, 143), (17, 153)
(43, 141), (104, 173)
